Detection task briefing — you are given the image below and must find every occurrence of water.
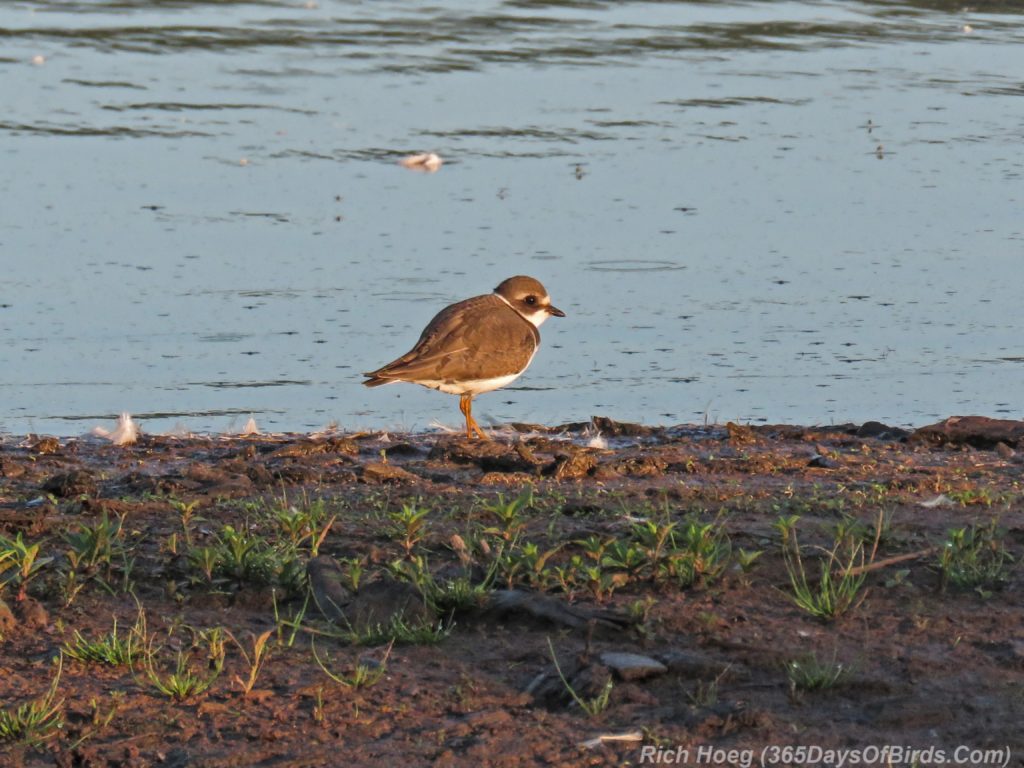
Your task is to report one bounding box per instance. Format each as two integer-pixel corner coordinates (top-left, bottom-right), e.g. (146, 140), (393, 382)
(1, 0), (1022, 436)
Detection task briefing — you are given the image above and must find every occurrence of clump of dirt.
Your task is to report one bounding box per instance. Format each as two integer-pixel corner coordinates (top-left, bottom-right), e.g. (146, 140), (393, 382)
(0, 416), (1022, 766)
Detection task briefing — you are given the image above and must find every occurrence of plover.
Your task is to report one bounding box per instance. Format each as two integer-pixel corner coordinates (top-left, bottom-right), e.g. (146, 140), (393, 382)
(363, 275), (564, 439)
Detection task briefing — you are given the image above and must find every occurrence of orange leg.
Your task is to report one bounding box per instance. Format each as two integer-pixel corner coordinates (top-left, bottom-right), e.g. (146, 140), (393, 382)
(459, 394), (490, 440)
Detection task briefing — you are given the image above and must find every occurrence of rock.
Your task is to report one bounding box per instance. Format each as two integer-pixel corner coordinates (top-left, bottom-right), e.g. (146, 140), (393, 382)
(611, 455), (667, 477)
(910, 416), (1024, 450)
(590, 417), (659, 437)
(656, 648), (727, 677)
(42, 469), (97, 497)
(31, 436), (61, 454)
(429, 438), (540, 473)
(0, 458), (26, 479)
(550, 451), (597, 480)
(15, 597), (49, 631)
(807, 454), (838, 469)
(995, 442), (1016, 460)
(726, 422), (758, 445)
(487, 590), (631, 630)
(0, 597), (15, 636)
(598, 652), (668, 681)
(306, 555), (434, 631)
(346, 580), (434, 631)
(856, 421), (909, 440)
(307, 555), (354, 622)
(360, 462), (419, 484)
(479, 471), (535, 485)
(270, 438), (359, 458)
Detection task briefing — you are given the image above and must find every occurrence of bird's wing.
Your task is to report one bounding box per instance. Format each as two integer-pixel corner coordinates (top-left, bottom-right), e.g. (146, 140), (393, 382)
(364, 294), (539, 382)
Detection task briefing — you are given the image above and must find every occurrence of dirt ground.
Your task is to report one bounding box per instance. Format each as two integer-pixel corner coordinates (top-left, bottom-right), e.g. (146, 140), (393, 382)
(1, 416), (1022, 767)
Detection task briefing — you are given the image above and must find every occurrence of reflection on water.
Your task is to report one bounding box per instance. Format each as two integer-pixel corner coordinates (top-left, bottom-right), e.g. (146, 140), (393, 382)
(1, 0), (1022, 434)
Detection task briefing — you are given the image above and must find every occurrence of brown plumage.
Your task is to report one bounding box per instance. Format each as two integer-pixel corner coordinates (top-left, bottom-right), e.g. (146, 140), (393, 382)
(364, 276), (564, 439)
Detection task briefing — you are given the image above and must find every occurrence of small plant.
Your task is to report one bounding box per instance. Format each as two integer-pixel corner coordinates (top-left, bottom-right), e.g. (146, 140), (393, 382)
(142, 649), (223, 701)
(168, 498), (202, 547)
(546, 638), (613, 717)
(344, 614), (450, 647)
(782, 529), (868, 620)
(936, 520), (1014, 592)
(772, 515), (801, 547)
(272, 589), (310, 648)
(687, 666), (733, 708)
(311, 639), (392, 689)
(134, 615), (225, 701)
(225, 629), (274, 696)
(787, 651), (849, 695)
(62, 617), (138, 667)
(0, 532), (54, 601)
(188, 524), (302, 590)
(0, 655), (65, 746)
(481, 488), (532, 541)
(657, 517), (731, 588)
(389, 503), (430, 557)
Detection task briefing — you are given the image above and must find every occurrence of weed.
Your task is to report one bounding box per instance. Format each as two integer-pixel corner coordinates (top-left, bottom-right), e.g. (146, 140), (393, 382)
(311, 639), (392, 689)
(481, 488), (532, 541)
(225, 629), (274, 696)
(62, 617), (138, 667)
(344, 614), (450, 647)
(272, 588), (310, 648)
(782, 529), (868, 620)
(0, 655), (65, 746)
(787, 651), (849, 695)
(936, 520), (1014, 592)
(736, 548), (763, 573)
(546, 638), (613, 717)
(0, 532), (54, 601)
(691, 666), (733, 705)
(188, 523), (302, 590)
(142, 649), (223, 701)
(389, 503), (431, 558)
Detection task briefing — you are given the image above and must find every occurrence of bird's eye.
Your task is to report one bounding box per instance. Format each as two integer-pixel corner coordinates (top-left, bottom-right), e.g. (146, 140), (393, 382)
(525, 295), (537, 305)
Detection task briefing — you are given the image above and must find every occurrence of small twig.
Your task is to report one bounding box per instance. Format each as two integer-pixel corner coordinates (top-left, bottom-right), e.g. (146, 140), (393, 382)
(844, 547), (936, 577)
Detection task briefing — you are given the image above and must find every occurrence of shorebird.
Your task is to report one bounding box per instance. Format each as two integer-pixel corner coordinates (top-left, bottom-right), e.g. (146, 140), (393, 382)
(363, 275), (564, 439)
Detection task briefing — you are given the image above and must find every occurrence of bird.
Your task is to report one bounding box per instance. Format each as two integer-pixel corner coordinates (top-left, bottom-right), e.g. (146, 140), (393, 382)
(363, 275), (565, 439)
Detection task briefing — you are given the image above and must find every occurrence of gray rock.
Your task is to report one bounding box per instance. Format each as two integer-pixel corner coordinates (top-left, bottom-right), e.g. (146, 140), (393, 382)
(599, 651), (667, 681)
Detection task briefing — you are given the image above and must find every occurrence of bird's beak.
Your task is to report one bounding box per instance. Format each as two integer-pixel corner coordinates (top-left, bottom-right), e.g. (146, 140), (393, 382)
(546, 305), (566, 318)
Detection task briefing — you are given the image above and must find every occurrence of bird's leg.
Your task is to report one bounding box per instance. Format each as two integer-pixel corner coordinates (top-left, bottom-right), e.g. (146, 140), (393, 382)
(459, 394), (489, 440)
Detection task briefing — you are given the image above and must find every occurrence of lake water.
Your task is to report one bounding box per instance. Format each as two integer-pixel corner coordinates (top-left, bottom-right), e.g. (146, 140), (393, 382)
(1, 0), (1022, 436)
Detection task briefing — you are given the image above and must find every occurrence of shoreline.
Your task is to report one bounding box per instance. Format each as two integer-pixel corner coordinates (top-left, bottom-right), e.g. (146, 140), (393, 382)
(0, 414), (1021, 764)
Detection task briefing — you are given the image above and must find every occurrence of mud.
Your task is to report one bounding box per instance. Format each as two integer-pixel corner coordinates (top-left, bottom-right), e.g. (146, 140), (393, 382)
(0, 416), (1022, 766)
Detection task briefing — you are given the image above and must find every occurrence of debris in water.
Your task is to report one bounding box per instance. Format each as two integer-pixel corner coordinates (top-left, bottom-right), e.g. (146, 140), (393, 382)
(399, 153), (443, 173)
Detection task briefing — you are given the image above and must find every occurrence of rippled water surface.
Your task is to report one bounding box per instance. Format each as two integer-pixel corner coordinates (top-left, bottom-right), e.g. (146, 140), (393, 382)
(2, 0), (1022, 435)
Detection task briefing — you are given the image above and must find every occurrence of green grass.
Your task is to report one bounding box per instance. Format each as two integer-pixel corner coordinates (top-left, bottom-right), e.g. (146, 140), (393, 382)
(343, 615), (451, 647)
(782, 529), (868, 620)
(937, 520), (1014, 592)
(787, 651), (849, 694)
(0, 532), (53, 601)
(61, 618), (138, 666)
(0, 655), (65, 746)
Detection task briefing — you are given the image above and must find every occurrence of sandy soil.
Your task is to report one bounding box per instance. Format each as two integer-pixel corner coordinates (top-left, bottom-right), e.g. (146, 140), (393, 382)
(0, 416), (1022, 767)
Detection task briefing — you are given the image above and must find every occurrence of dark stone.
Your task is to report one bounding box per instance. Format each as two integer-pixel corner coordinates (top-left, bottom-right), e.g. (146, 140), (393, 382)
(549, 451), (597, 480)
(361, 462), (420, 484)
(42, 469), (97, 498)
(307, 555), (434, 631)
(598, 652), (668, 681)
(590, 417), (660, 437)
(857, 421), (910, 439)
(910, 416), (1024, 450)
(429, 438), (540, 473)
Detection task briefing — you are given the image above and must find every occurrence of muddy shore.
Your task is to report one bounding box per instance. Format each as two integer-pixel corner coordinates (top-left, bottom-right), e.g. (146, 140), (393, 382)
(1, 416), (1022, 767)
